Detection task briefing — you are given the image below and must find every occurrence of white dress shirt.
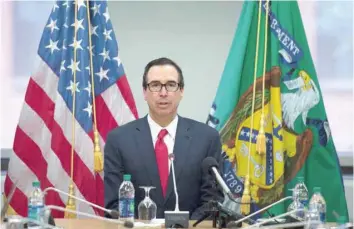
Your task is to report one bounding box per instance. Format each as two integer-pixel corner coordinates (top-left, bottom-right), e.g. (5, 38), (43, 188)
(147, 114), (178, 172)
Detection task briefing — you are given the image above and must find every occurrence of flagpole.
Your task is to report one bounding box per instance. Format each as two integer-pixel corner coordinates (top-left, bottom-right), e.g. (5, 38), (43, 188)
(240, 0), (264, 216)
(85, 0), (103, 173)
(65, 0), (79, 218)
(256, 0), (270, 155)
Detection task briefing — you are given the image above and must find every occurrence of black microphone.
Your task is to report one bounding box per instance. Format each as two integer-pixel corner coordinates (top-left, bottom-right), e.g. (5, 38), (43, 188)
(202, 157), (259, 227)
(202, 157), (235, 201)
(202, 158), (311, 228)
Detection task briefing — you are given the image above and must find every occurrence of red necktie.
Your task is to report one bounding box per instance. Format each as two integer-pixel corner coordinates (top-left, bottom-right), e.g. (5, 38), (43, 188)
(155, 129), (169, 197)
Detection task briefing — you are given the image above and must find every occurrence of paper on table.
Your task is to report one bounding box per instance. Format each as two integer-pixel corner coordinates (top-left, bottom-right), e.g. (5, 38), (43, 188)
(151, 218), (165, 224)
(133, 219), (164, 228)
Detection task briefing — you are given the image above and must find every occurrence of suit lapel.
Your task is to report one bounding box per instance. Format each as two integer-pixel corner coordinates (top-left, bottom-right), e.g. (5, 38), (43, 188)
(134, 116), (164, 203)
(164, 116), (192, 204)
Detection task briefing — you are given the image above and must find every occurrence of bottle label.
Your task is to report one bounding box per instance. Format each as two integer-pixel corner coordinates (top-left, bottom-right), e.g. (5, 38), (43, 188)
(28, 205), (44, 221)
(119, 198), (134, 218)
(319, 212), (326, 223)
(299, 199), (308, 208)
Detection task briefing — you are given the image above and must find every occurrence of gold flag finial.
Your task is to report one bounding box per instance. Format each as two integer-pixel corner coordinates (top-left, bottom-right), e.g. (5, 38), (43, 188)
(93, 129), (103, 172)
(256, 113), (267, 155)
(240, 175), (251, 215)
(64, 183), (76, 218)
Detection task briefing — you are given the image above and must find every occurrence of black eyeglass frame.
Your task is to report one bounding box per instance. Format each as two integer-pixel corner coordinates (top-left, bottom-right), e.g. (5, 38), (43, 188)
(146, 81), (181, 92)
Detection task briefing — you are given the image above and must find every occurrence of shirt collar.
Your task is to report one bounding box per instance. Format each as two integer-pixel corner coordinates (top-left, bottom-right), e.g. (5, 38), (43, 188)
(147, 114), (178, 141)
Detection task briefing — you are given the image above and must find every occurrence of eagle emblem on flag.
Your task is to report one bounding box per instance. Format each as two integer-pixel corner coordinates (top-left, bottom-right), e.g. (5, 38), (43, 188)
(219, 66), (316, 207)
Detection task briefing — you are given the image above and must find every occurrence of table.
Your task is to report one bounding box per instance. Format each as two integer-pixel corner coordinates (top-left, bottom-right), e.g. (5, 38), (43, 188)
(55, 219), (214, 229)
(55, 219), (342, 229)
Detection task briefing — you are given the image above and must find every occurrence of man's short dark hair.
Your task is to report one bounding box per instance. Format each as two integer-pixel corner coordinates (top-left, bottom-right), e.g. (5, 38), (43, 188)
(142, 57), (184, 90)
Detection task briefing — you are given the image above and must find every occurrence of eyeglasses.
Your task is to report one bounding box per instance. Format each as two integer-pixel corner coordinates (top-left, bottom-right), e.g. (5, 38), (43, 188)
(147, 81), (180, 92)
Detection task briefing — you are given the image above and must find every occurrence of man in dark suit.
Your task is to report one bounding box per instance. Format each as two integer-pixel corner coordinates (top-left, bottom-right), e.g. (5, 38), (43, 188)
(104, 57), (223, 219)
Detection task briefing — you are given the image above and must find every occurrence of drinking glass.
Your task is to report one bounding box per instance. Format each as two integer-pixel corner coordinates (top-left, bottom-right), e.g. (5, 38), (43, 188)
(138, 186), (157, 221)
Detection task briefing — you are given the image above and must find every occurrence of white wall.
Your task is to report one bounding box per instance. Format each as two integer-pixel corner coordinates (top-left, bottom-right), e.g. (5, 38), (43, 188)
(109, 1), (242, 122)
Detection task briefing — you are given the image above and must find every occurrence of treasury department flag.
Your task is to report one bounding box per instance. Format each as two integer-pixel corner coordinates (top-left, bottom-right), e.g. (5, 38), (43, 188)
(207, 0), (348, 222)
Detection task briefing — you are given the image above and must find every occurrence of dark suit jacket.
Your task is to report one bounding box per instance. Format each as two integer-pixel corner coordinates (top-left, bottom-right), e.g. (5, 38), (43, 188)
(104, 115), (224, 219)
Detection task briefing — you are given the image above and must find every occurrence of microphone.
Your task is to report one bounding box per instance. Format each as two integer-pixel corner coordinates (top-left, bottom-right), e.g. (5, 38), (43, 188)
(227, 196), (293, 227)
(43, 187), (119, 219)
(1, 182), (16, 222)
(44, 205), (134, 228)
(201, 157), (256, 226)
(164, 153), (189, 228)
(241, 209), (318, 229)
(170, 153), (180, 212)
(202, 157), (297, 227)
(4, 215), (60, 229)
(202, 157), (235, 201)
(247, 220), (321, 229)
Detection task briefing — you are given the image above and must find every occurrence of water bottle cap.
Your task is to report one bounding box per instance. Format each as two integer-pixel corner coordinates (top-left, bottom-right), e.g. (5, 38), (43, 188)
(123, 174), (131, 181)
(297, 176), (304, 182)
(32, 181), (40, 187)
(313, 187), (321, 193)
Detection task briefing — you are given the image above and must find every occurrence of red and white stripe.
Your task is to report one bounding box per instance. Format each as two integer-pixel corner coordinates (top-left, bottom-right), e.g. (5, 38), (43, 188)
(4, 57), (138, 217)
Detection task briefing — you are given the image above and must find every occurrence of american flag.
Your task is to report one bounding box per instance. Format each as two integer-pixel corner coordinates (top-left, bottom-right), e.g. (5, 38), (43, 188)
(4, 0), (138, 217)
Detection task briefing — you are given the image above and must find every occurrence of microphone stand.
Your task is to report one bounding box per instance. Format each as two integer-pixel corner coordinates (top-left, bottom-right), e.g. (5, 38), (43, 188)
(192, 203), (218, 228)
(193, 180), (224, 229)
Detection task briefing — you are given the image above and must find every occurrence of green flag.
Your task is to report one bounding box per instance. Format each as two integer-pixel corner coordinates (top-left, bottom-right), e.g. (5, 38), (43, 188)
(207, 0), (349, 222)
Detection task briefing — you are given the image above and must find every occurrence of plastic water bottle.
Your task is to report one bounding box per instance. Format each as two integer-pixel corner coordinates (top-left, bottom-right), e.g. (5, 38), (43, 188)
(28, 181), (44, 227)
(287, 199), (305, 219)
(308, 187), (326, 223)
(119, 174), (135, 221)
(294, 176), (309, 207)
(288, 186), (305, 219)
